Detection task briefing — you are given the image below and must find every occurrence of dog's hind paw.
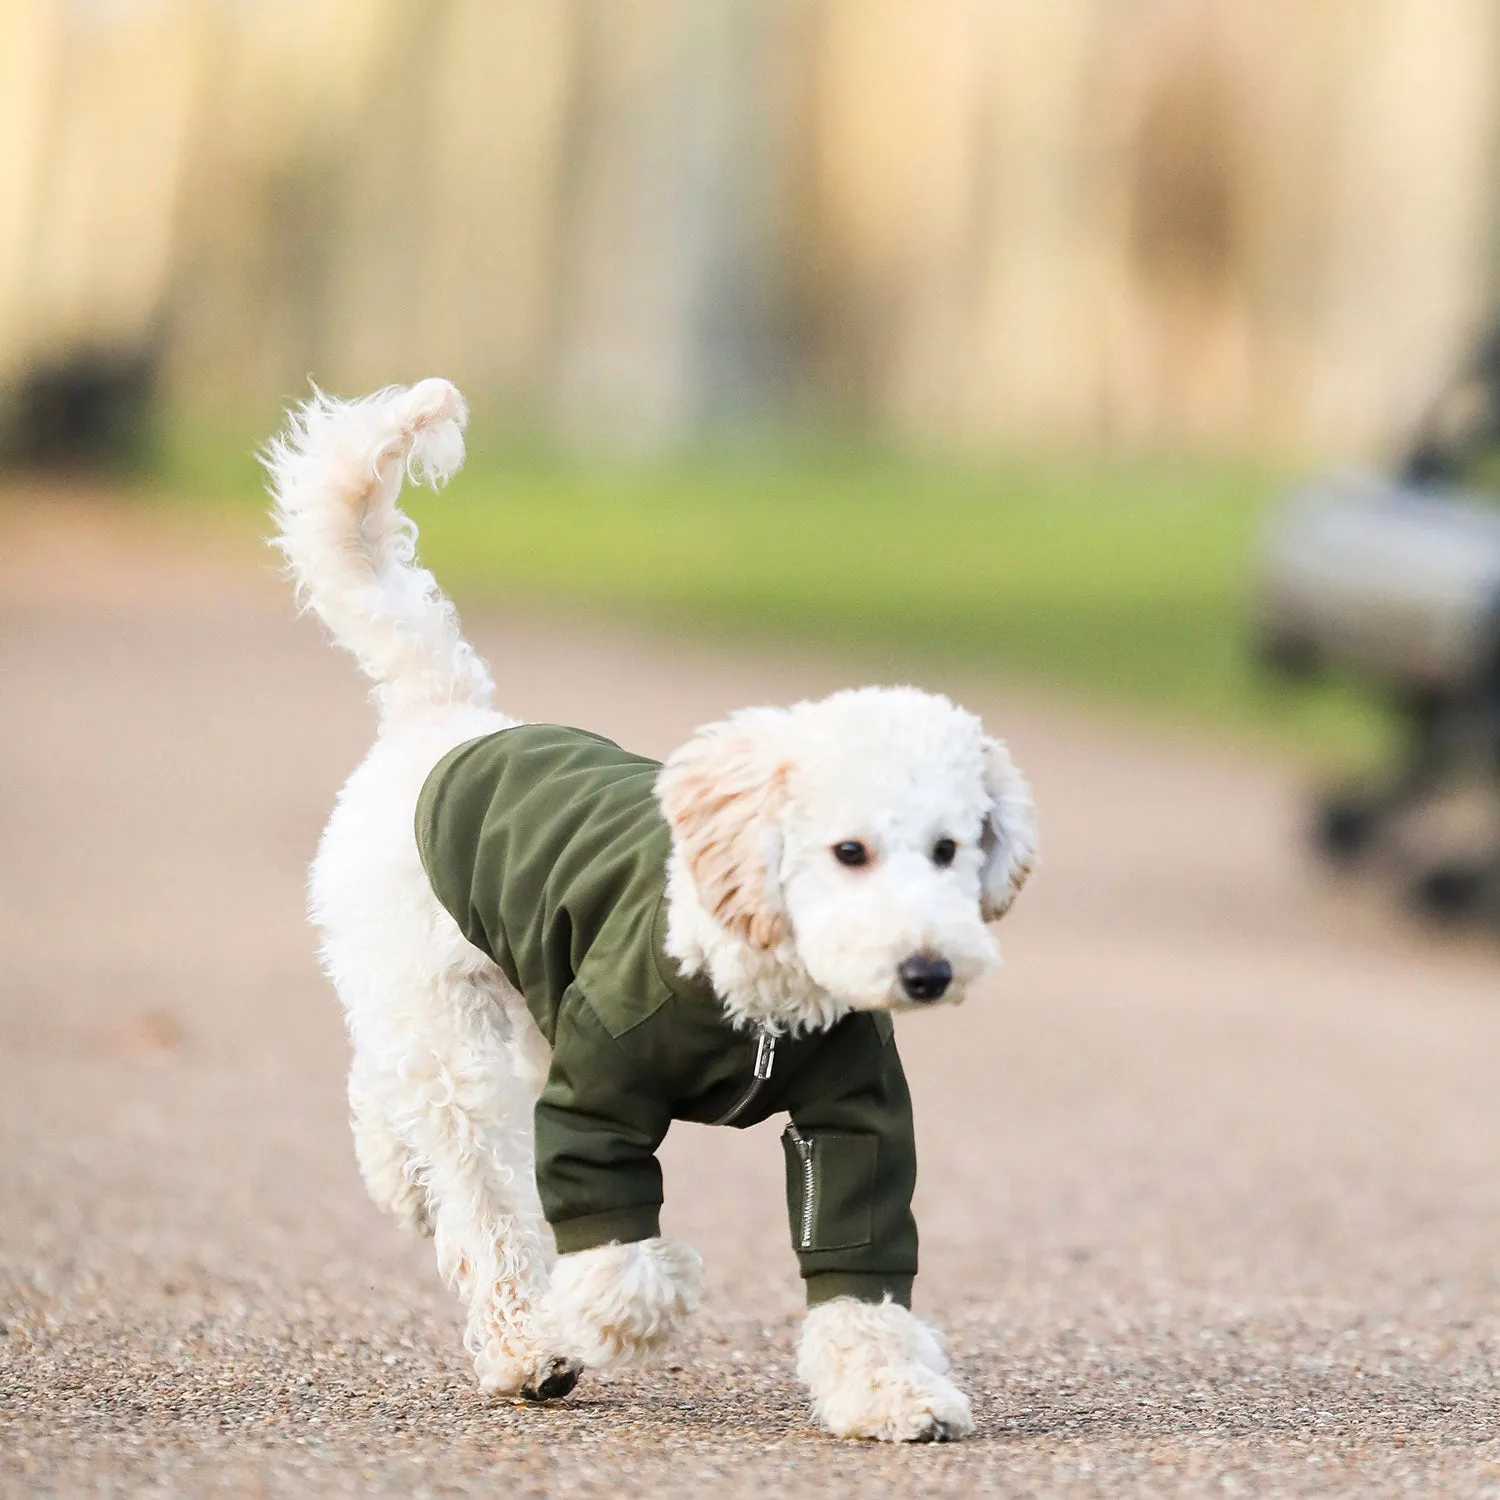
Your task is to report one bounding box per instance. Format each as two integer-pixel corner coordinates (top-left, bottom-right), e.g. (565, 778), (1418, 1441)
(519, 1356), (582, 1403)
(475, 1340), (582, 1401)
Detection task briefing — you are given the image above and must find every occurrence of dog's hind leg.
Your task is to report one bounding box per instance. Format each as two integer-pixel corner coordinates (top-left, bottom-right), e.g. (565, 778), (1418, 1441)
(348, 1055), (430, 1236)
(324, 893), (571, 1394)
(312, 719), (570, 1397)
(382, 965), (577, 1400)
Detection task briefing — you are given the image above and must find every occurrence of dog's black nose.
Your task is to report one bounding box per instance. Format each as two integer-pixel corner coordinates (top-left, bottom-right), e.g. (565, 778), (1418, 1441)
(898, 955), (952, 1002)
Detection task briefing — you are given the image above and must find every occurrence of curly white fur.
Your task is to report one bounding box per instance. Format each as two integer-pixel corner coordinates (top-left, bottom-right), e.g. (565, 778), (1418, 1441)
(656, 692), (1035, 1026)
(265, 377), (1034, 1436)
(540, 1239), (703, 1369)
(265, 377), (492, 716)
(797, 1298), (976, 1442)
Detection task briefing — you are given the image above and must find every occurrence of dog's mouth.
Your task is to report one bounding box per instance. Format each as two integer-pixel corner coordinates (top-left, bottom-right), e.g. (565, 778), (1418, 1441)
(791, 922), (996, 1017)
(885, 987), (965, 1015)
(847, 969), (967, 1015)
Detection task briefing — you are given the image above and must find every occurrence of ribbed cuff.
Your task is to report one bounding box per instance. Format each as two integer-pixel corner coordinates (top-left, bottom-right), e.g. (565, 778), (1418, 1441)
(550, 1205), (662, 1255)
(804, 1272), (914, 1309)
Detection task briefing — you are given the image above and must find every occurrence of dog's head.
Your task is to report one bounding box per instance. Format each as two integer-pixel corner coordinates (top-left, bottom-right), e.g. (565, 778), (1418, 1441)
(656, 686), (1035, 1015)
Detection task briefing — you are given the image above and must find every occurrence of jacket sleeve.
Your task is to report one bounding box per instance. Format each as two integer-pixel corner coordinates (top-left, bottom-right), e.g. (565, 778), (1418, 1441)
(533, 985), (674, 1255)
(780, 1012), (918, 1308)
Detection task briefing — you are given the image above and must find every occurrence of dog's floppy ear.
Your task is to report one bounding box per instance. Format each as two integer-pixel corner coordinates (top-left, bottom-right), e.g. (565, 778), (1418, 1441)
(978, 735), (1036, 921)
(656, 710), (790, 950)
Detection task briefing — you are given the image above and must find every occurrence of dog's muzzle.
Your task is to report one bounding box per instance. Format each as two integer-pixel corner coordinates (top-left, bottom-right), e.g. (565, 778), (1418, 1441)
(897, 955), (952, 1003)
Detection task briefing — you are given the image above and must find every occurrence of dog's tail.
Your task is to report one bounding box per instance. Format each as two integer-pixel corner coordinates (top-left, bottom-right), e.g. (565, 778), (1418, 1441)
(264, 378), (494, 716)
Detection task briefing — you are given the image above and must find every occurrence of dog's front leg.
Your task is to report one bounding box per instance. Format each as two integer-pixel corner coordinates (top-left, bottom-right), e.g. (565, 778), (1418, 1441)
(796, 1297), (975, 1442)
(539, 1237), (702, 1369)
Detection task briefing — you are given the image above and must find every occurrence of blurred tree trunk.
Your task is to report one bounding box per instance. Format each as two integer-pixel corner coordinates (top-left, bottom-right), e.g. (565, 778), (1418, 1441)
(545, 0), (801, 446)
(5, 0), (1500, 458)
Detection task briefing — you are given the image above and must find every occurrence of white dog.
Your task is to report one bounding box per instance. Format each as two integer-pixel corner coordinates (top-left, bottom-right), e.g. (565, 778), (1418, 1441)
(265, 379), (1036, 1443)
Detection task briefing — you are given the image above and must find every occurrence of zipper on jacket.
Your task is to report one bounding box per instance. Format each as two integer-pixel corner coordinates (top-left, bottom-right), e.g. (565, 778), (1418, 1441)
(711, 1026), (777, 1126)
(784, 1123), (815, 1249)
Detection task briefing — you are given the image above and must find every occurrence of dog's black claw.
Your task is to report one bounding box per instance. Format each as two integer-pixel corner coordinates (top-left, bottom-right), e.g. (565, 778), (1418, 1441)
(910, 1419), (951, 1444)
(520, 1362), (580, 1402)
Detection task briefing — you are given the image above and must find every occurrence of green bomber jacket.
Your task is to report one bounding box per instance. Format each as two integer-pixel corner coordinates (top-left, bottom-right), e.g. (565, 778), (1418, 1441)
(414, 724), (919, 1308)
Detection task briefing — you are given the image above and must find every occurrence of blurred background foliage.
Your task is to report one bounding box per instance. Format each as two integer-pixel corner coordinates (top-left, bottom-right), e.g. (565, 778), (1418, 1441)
(162, 431), (1388, 762)
(6, 0), (1497, 757)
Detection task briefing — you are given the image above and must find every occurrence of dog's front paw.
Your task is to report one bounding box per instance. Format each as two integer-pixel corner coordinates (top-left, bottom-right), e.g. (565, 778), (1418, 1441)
(828, 1364), (974, 1443)
(539, 1237), (702, 1370)
(796, 1296), (976, 1443)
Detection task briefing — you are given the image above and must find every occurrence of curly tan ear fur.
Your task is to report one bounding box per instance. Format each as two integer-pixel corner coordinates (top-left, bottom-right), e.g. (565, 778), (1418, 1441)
(656, 714), (789, 950)
(979, 736), (1036, 921)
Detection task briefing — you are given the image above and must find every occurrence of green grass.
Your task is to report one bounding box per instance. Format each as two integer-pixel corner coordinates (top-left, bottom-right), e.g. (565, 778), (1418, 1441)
(154, 426), (1393, 766)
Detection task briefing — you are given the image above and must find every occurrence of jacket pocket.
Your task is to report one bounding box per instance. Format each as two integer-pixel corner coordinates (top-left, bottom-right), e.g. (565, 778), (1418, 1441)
(782, 1125), (877, 1253)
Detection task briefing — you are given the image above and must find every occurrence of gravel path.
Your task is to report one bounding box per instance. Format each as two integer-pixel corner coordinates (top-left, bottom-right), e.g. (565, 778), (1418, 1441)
(2, 494), (1497, 1497)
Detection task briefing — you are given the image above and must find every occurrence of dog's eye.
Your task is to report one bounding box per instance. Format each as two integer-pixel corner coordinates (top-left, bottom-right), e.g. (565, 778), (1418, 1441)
(932, 837), (957, 868)
(832, 841), (870, 868)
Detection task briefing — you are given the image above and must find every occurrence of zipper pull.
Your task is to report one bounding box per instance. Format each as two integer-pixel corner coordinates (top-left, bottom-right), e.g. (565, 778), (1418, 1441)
(753, 1027), (777, 1081)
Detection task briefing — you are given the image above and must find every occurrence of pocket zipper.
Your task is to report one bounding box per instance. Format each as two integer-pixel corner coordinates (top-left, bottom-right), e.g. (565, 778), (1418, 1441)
(784, 1122), (815, 1249)
(711, 1025), (777, 1126)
